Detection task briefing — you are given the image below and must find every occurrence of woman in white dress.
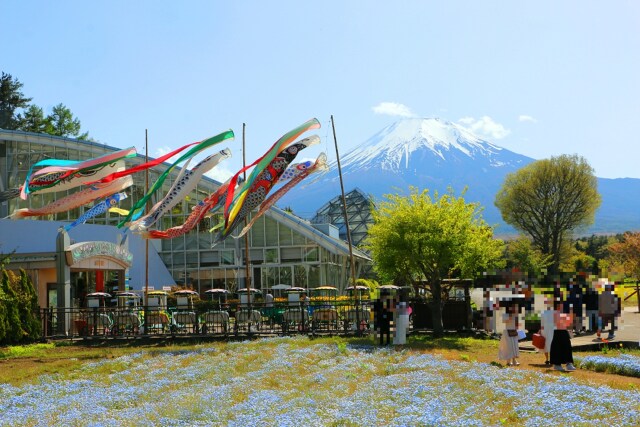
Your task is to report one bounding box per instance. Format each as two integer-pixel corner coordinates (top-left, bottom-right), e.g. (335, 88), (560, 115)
(498, 304), (520, 366)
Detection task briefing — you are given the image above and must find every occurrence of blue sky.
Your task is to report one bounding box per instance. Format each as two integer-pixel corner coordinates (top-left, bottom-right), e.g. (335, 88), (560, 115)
(2, 1), (639, 180)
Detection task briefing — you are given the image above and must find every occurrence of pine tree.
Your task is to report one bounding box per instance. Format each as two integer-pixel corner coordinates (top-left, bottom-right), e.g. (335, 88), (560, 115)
(0, 72), (32, 130)
(0, 270), (25, 344)
(15, 269), (41, 341)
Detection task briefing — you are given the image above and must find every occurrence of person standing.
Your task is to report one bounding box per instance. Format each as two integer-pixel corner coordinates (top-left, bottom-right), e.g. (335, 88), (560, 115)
(393, 301), (410, 344)
(265, 292), (274, 308)
(263, 291), (275, 326)
(498, 303), (520, 366)
(598, 283), (619, 340)
(583, 281), (599, 333)
(374, 290), (393, 345)
(564, 281), (584, 335)
(483, 289), (496, 335)
(539, 294), (555, 366)
(298, 292), (310, 331)
(550, 300), (576, 371)
(300, 292), (309, 307)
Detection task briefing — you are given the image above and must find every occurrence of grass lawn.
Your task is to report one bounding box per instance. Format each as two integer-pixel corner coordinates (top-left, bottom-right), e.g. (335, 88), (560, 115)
(1, 336), (639, 426)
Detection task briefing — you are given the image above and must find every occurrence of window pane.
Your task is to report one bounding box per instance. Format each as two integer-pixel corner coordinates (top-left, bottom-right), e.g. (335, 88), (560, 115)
(265, 216), (278, 246)
(251, 215), (265, 247)
(308, 265), (320, 287)
(265, 248), (278, 263)
(304, 247), (319, 262)
(294, 265), (307, 288)
(281, 247), (301, 262)
(279, 266), (292, 287)
(278, 223), (292, 246)
(221, 250), (235, 265)
(292, 230), (306, 245)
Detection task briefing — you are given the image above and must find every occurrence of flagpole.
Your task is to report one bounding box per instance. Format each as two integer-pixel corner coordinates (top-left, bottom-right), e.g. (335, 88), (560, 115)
(243, 123), (253, 331)
(144, 129), (149, 308)
(331, 115), (359, 330)
(243, 123), (251, 290)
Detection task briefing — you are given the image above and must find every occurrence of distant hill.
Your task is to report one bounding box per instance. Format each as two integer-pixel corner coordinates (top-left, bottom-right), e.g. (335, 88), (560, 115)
(277, 117), (640, 235)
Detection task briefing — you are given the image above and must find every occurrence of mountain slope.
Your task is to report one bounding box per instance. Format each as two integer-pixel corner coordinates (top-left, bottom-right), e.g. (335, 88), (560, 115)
(277, 117), (640, 235)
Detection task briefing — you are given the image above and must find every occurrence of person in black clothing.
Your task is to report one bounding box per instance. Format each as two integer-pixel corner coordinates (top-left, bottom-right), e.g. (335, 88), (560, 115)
(550, 299), (576, 371)
(564, 281), (584, 334)
(583, 282), (599, 333)
(374, 289), (394, 345)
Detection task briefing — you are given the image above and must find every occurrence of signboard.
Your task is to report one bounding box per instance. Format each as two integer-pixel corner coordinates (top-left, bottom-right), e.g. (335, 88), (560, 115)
(66, 241), (133, 269)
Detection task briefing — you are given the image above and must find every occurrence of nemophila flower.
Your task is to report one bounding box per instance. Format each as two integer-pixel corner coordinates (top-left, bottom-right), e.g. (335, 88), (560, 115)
(1, 338), (639, 426)
(576, 354), (640, 377)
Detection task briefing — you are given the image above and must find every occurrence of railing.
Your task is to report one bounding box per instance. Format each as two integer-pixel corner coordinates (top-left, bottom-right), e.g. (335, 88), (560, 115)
(37, 300), (388, 340)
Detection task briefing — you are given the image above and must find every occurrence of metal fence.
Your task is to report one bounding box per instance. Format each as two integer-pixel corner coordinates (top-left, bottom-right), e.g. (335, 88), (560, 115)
(38, 300), (382, 340)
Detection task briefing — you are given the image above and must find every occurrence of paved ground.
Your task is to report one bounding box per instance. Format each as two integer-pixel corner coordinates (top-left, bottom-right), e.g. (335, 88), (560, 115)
(520, 307), (640, 351)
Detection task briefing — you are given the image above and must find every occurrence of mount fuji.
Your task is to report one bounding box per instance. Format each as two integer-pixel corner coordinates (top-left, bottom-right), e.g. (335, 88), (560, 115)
(277, 117), (640, 235)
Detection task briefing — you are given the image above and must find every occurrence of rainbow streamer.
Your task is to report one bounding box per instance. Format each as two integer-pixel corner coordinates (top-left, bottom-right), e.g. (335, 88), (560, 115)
(128, 148), (232, 232)
(140, 177), (237, 240)
(117, 130), (234, 228)
(235, 152), (328, 238)
(216, 135), (319, 242)
(223, 118), (320, 228)
(20, 147), (137, 199)
(10, 176), (133, 219)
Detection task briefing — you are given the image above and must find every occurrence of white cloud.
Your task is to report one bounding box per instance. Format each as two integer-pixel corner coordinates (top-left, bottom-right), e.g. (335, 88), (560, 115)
(372, 102), (416, 118)
(154, 146), (172, 157)
(153, 146), (182, 163)
(204, 166), (234, 183)
(518, 114), (537, 123)
(457, 116), (511, 140)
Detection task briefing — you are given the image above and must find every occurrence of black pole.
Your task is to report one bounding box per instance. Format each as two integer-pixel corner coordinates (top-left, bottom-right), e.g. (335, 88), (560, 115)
(242, 123), (254, 334)
(331, 115), (359, 333)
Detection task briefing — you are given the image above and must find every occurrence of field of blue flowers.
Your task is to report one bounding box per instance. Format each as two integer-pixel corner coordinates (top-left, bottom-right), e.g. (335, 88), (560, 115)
(577, 353), (640, 377)
(1, 337), (638, 426)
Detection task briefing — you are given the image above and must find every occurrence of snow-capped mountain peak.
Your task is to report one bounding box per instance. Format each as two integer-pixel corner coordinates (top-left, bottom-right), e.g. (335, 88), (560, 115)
(341, 117), (505, 172)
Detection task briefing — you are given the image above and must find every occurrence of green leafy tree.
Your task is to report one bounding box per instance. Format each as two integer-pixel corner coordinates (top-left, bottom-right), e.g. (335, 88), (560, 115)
(46, 103), (89, 139)
(0, 276), (7, 343)
(354, 278), (380, 297)
(504, 236), (551, 275)
(575, 234), (612, 269)
(559, 238), (597, 273)
(366, 187), (504, 336)
(495, 154), (601, 274)
(19, 104), (49, 133)
(0, 72), (32, 130)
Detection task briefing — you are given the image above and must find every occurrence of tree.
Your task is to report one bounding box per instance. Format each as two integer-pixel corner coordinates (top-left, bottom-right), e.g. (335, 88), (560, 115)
(366, 187), (504, 336)
(495, 154), (601, 274)
(19, 104), (49, 133)
(560, 244), (596, 273)
(1, 73), (92, 140)
(0, 72), (32, 130)
(0, 269), (23, 344)
(14, 269), (41, 341)
(504, 236), (551, 275)
(46, 103), (89, 139)
(607, 232), (640, 280)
